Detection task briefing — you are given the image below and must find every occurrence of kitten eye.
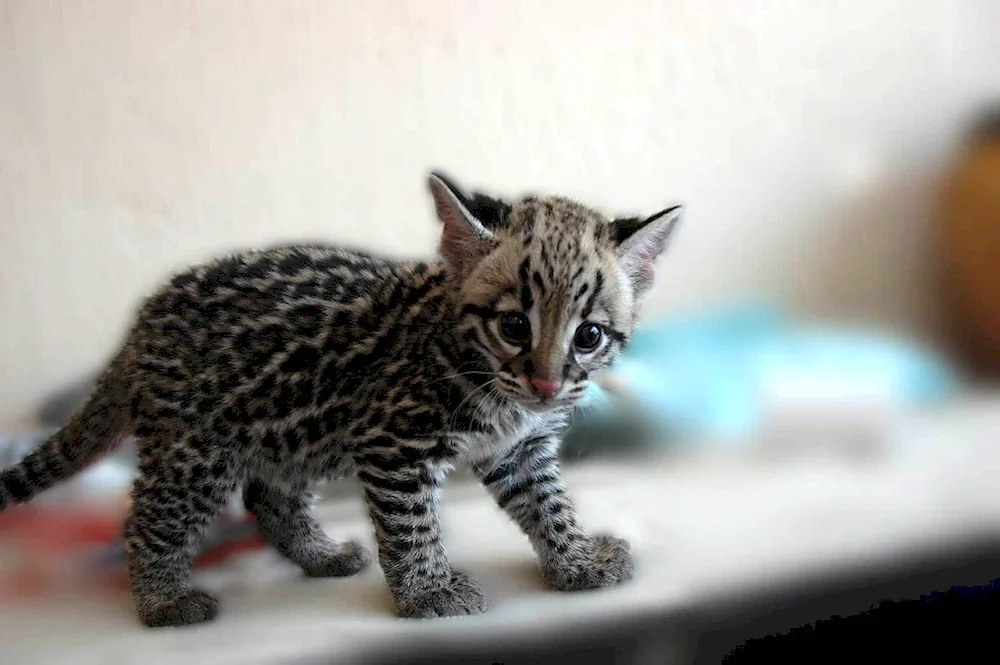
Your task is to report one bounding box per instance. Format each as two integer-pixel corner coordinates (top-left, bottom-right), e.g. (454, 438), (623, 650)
(573, 323), (603, 352)
(499, 312), (531, 345)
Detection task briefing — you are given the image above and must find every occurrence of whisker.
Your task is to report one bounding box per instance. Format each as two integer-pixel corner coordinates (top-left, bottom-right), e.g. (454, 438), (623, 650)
(448, 378), (499, 432)
(416, 370), (494, 392)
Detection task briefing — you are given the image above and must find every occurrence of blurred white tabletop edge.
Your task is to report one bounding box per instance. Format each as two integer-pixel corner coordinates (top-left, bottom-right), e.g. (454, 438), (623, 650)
(2, 395), (1000, 664)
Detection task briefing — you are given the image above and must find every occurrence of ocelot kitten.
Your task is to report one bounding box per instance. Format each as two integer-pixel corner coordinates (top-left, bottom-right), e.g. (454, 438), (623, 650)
(0, 172), (682, 627)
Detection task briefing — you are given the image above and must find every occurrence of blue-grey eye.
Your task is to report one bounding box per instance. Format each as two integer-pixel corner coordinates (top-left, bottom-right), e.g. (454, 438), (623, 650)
(499, 312), (531, 345)
(573, 323), (603, 352)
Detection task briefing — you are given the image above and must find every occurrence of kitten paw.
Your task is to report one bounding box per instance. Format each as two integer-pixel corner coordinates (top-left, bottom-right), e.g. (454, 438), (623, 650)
(303, 540), (373, 578)
(393, 570), (489, 618)
(542, 534), (634, 592)
(139, 589), (220, 628)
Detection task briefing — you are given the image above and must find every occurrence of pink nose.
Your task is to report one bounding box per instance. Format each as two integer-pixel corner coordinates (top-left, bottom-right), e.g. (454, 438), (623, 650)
(529, 377), (563, 398)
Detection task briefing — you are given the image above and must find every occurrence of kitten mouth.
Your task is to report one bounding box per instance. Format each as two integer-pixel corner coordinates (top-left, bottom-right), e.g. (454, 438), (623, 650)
(504, 394), (545, 408)
(509, 395), (574, 412)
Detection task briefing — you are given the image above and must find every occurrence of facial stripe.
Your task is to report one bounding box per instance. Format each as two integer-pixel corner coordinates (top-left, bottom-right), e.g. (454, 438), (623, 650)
(606, 328), (627, 346)
(539, 243), (553, 276)
(581, 270), (604, 320)
(518, 258), (534, 311)
(520, 286), (533, 312)
(462, 315), (510, 362)
(462, 303), (496, 320)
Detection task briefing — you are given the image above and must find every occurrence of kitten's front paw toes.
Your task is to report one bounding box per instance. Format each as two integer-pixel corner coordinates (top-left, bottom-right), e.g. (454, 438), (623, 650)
(304, 541), (373, 578)
(139, 589), (220, 628)
(394, 570), (489, 619)
(543, 534), (634, 592)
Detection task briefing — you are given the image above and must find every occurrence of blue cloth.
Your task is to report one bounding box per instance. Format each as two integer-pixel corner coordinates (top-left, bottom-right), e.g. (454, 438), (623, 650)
(576, 302), (959, 443)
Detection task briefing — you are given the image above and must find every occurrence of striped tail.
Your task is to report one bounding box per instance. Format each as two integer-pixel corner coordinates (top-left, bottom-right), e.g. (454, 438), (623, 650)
(0, 372), (129, 510)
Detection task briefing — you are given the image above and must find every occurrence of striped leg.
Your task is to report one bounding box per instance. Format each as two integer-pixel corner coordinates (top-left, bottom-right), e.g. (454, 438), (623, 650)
(473, 435), (634, 591)
(355, 446), (487, 618)
(243, 478), (371, 577)
(125, 444), (236, 628)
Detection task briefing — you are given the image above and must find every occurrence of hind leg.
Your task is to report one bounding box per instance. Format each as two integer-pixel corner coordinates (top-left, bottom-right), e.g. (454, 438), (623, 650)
(243, 478), (371, 577)
(125, 448), (237, 628)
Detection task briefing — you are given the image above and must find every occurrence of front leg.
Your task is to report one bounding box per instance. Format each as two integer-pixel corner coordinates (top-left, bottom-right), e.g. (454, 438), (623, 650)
(473, 434), (634, 591)
(355, 444), (487, 618)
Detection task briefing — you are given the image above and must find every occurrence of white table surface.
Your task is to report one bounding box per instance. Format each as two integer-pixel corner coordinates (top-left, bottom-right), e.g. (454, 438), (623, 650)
(1, 396), (999, 665)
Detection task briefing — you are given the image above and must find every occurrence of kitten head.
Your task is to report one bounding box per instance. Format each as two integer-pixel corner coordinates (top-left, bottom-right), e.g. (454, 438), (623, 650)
(429, 171), (682, 412)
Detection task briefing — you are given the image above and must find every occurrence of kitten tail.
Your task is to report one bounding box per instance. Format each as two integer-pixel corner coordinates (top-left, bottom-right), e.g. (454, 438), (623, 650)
(0, 363), (129, 510)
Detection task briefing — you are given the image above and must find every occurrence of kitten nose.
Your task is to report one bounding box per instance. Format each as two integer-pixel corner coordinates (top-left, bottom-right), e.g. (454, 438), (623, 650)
(529, 377), (563, 398)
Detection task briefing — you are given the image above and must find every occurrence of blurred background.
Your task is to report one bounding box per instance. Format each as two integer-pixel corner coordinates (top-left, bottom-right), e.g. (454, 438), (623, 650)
(1, 1), (1000, 662)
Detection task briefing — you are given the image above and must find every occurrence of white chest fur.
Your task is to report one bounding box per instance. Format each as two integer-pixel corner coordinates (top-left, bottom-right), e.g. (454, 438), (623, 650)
(456, 408), (563, 469)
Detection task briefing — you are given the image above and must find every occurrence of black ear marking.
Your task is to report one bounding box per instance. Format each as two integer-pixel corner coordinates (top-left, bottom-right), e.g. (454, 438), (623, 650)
(613, 204), (684, 296)
(466, 193), (512, 230)
(428, 170), (467, 201)
(429, 170), (511, 230)
(612, 216), (643, 244)
(612, 205), (683, 245)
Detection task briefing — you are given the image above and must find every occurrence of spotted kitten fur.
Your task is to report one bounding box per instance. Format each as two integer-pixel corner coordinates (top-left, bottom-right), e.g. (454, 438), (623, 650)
(0, 173), (682, 627)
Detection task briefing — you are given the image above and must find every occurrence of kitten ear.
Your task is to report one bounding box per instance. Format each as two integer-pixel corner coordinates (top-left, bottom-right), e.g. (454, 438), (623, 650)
(428, 172), (497, 272)
(613, 205), (683, 296)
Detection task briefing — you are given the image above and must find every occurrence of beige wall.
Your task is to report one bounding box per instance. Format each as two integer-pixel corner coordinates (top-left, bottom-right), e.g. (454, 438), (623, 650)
(2, 1), (999, 429)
